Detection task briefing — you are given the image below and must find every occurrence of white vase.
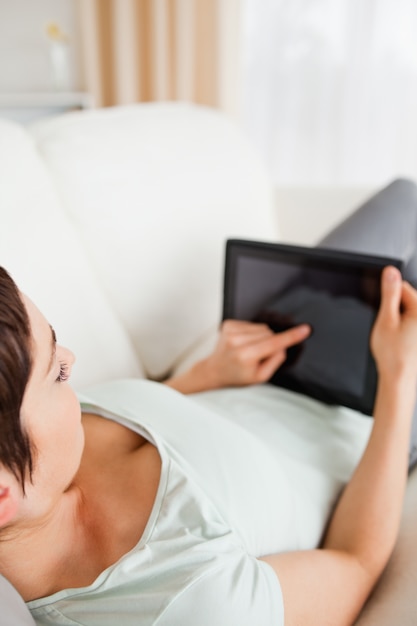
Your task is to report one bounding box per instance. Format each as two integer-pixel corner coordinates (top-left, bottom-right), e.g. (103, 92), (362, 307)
(49, 41), (71, 91)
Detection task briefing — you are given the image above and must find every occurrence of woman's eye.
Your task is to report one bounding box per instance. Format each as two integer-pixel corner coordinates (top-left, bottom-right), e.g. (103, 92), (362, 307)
(56, 362), (70, 383)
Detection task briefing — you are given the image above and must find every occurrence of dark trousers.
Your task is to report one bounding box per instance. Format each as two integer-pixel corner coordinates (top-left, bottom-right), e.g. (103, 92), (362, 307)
(317, 178), (417, 468)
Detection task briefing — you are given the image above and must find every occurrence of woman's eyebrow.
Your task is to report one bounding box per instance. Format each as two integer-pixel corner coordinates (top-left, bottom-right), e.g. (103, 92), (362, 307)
(47, 325), (57, 374)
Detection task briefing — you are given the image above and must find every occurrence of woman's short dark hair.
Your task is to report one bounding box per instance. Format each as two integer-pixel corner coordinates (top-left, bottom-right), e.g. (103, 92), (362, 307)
(0, 267), (33, 489)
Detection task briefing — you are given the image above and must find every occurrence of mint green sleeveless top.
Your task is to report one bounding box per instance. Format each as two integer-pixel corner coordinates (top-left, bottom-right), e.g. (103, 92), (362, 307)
(28, 379), (371, 625)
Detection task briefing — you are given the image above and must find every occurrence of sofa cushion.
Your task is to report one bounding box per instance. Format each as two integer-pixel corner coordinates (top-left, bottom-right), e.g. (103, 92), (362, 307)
(30, 103), (278, 378)
(0, 119), (144, 389)
(353, 466), (417, 626)
(0, 574), (35, 625)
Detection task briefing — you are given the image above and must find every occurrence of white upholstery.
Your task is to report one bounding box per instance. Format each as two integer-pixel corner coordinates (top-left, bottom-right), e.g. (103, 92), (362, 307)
(0, 102), (416, 624)
(30, 102), (278, 380)
(354, 468), (417, 625)
(0, 574), (35, 625)
(0, 118), (144, 388)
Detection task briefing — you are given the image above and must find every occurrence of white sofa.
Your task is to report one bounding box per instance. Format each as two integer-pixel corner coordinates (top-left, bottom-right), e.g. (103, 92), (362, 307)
(0, 102), (416, 625)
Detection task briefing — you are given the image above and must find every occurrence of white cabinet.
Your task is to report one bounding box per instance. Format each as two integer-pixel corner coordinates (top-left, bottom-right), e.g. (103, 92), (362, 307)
(0, 91), (93, 124)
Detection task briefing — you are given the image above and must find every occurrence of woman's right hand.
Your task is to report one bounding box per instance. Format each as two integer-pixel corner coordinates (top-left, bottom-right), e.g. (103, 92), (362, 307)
(370, 265), (417, 385)
(199, 319), (311, 389)
(165, 319), (311, 394)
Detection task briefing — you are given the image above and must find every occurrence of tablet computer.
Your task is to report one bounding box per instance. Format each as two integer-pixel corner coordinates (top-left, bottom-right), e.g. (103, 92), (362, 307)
(223, 239), (403, 416)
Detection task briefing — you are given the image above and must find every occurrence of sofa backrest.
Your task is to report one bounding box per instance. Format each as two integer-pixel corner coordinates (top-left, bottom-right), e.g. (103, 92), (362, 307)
(29, 103), (278, 381)
(1, 103), (277, 388)
(0, 118), (144, 389)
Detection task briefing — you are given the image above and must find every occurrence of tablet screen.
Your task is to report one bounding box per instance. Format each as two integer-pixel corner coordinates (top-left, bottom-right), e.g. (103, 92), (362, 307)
(223, 240), (402, 415)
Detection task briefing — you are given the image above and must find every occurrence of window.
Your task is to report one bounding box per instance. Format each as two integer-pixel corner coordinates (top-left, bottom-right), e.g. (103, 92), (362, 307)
(242, 0), (417, 186)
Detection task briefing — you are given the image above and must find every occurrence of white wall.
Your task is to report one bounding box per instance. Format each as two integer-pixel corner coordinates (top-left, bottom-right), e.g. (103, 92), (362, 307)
(0, 0), (82, 92)
(275, 186), (376, 246)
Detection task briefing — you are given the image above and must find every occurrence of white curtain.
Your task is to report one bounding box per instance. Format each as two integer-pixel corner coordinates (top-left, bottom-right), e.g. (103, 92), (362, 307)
(242, 0), (417, 186)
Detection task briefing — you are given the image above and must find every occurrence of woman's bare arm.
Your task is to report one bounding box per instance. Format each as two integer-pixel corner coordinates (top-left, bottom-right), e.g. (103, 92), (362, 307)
(260, 267), (417, 626)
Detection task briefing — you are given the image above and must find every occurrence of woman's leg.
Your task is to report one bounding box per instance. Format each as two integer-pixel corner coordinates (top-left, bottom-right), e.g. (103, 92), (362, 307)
(318, 178), (417, 283)
(317, 178), (417, 468)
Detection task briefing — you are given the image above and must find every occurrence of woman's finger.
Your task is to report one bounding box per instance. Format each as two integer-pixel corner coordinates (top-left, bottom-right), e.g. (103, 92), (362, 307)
(400, 280), (417, 314)
(274, 324), (311, 349)
(241, 324), (310, 362)
(222, 319), (271, 334)
(376, 266), (402, 326)
(256, 350), (287, 382)
(221, 322), (274, 349)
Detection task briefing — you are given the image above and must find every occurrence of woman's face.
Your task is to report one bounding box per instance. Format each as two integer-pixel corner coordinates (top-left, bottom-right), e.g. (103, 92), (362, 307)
(17, 295), (84, 517)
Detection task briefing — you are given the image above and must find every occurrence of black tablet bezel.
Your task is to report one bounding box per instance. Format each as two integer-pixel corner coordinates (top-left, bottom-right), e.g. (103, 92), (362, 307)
(223, 239), (403, 416)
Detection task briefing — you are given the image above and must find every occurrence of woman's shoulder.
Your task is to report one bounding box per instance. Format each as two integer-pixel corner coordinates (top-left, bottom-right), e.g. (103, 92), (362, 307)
(82, 411), (148, 457)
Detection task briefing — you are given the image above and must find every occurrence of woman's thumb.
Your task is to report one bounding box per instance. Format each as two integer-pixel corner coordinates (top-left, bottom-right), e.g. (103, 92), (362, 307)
(378, 266), (402, 325)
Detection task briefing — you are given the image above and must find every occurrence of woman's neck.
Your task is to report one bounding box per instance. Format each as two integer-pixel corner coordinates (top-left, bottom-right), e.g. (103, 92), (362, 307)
(0, 483), (87, 601)
(0, 418), (162, 602)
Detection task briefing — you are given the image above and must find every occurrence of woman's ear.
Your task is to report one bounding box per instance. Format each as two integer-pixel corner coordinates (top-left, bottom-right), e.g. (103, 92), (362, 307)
(0, 481), (19, 527)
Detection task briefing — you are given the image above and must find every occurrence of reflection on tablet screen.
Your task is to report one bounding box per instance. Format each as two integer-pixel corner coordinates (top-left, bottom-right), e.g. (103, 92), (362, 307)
(255, 286), (373, 399)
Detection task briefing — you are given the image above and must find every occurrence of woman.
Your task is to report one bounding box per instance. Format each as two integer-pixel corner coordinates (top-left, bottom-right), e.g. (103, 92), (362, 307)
(1, 259), (417, 626)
